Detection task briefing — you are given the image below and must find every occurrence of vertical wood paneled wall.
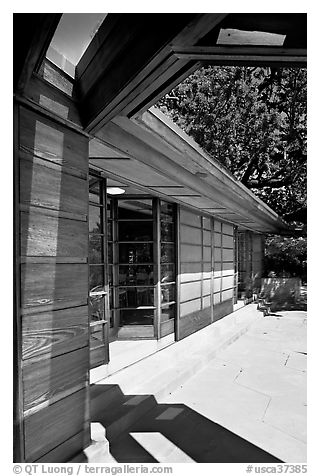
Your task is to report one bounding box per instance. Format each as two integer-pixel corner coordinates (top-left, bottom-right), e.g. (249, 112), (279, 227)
(16, 104), (90, 462)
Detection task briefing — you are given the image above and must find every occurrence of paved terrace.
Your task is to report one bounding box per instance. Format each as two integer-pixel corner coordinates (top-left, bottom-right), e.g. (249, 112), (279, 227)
(86, 304), (307, 464)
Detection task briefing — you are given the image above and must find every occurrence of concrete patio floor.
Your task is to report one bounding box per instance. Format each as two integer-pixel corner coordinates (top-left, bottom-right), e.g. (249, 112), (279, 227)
(87, 306), (307, 463)
(159, 310), (307, 462)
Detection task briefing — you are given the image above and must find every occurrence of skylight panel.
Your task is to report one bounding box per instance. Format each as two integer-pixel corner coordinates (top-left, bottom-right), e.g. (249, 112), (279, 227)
(46, 13), (107, 77)
(217, 28), (286, 46)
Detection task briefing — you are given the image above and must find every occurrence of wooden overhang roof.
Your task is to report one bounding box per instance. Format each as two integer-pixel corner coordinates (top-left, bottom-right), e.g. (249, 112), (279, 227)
(75, 12), (306, 133)
(14, 12), (306, 235)
(90, 106), (290, 234)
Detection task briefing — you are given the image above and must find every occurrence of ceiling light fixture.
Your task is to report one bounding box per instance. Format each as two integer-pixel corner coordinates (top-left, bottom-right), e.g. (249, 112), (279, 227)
(106, 187), (125, 195)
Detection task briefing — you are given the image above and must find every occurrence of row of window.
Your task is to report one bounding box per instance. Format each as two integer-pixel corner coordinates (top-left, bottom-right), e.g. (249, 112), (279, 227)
(88, 175), (177, 328)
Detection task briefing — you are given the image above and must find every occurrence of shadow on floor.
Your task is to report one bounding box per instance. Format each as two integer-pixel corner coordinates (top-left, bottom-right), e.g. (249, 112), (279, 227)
(91, 384), (283, 464)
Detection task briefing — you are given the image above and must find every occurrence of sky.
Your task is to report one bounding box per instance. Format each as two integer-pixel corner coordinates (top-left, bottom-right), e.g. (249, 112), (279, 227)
(50, 13), (107, 64)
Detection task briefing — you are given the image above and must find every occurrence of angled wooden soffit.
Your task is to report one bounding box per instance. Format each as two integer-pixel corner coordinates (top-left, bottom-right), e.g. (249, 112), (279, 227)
(94, 109), (289, 234)
(77, 13), (229, 134)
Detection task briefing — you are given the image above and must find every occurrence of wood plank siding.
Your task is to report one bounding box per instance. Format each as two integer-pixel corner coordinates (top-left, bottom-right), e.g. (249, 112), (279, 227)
(16, 104), (90, 462)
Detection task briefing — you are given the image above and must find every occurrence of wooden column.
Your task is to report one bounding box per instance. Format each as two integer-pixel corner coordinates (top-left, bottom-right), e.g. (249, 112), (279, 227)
(15, 102), (90, 462)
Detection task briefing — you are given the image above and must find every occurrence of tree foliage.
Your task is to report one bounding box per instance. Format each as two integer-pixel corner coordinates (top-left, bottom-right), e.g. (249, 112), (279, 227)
(157, 66), (307, 226)
(264, 235), (307, 282)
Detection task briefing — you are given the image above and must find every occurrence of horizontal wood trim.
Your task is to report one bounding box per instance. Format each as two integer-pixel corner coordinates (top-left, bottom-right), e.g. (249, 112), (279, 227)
(20, 203), (87, 222)
(24, 382), (87, 418)
(24, 387), (89, 462)
(20, 210), (88, 257)
(21, 263), (88, 310)
(19, 148), (88, 180)
(15, 94), (89, 138)
(21, 256), (87, 264)
(178, 307), (211, 340)
(20, 157), (88, 214)
(23, 347), (89, 414)
(34, 428), (90, 463)
(22, 305), (89, 361)
(24, 73), (82, 126)
(19, 105), (88, 172)
(21, 300), (88, 316)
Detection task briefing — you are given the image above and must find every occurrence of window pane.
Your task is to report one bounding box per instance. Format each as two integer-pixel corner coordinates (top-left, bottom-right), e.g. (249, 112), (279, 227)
(89, 293), (105, 322)
(110, 310), (114, 328)
(119, 265), (154, 286)
(89, 205), (103, 234)
(160, 201), (174, 221)
(120, 309), (154, 326)
(161, 304), (175, 321)
(119, 221), (153, 242)
(108, 243), (113, 264)
(89, 265), (104, 291)
(161, 264), (175, 283)
(118, 199), (153, 219)
(89, 177), (101, 204)
(107, 220), (113, 241)
(90, 325), (105, 350)
(161, 283), (175, 304)
(118, 287), (154, 308)
(107, 202), (112, 220)
(89, 235), (103, 264)
(109, 286), (114, 310)
(202, 217), (211, 230)
(161, 221), (174, 242)
(161, 243), (175, 263)
(119, 243), (153, 264)
(108, 265), (113, 286)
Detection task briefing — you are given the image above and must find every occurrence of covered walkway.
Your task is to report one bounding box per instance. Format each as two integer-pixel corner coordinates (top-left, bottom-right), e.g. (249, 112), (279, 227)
(87, 305), (307, 463)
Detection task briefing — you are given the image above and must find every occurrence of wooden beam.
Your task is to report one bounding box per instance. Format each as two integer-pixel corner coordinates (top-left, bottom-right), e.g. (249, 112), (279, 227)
(14, 102), (25, 463)
(172, 45), (307, 67)
(14, 13), (62, 94)
(79, 14), (230, 132)
(127, 60), (201, 119)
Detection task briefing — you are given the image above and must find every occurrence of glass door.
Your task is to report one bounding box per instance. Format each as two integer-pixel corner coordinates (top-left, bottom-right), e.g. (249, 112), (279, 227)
(88, 174), (110, 368)
(113, 198), (156, 335)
